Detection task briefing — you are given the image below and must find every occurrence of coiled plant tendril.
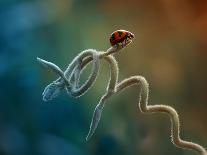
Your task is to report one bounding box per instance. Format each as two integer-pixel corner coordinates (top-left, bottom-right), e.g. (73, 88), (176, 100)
(37, 30), (206, 155)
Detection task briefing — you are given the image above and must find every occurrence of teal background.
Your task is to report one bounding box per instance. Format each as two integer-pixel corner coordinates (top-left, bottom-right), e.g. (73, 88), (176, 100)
(0, 0), (206, 155)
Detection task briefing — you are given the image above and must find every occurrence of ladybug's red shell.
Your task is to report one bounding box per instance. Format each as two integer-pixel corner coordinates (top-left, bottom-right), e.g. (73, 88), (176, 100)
(110, 30), (134, 46)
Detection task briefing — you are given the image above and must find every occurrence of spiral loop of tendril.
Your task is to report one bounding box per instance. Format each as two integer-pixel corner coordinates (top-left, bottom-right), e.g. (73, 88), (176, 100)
(38, 35), (206, 155)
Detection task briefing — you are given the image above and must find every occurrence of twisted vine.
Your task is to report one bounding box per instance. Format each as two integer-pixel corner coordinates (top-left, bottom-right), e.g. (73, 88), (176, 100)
(37, 31), (206, 155)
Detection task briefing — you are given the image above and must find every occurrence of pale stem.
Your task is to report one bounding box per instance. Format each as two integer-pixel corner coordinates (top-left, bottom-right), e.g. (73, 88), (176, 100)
(116, 76), (207, 155)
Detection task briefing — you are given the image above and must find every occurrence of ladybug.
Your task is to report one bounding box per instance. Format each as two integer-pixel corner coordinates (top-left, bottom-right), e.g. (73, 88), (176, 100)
(110, 30), (134, 46)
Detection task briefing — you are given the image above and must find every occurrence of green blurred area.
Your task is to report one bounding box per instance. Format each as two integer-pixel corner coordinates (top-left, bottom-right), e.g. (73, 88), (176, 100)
(0, 0), (206, 155)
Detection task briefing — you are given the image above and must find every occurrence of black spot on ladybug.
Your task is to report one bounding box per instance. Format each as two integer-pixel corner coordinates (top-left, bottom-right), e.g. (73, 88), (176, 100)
(111, 33), (115, 40)
(118, 31), (123, 37)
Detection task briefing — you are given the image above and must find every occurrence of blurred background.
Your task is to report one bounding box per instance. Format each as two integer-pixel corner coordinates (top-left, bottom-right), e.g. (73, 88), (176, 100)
(0, 0), (206, 155)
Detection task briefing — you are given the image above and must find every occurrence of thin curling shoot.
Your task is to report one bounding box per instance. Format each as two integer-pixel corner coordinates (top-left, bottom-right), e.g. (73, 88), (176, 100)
(37, 29), (206, 155)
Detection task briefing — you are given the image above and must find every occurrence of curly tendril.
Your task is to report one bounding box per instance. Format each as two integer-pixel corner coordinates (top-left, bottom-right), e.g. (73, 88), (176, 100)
(37, 31), (206, 155)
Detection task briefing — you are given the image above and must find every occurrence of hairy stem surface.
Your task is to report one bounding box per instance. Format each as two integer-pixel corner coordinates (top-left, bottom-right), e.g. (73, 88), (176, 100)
(116, 76), (207, 155)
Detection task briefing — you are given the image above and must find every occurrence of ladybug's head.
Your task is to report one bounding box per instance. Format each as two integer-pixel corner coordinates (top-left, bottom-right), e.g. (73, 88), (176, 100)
(110, 30), (134, 48)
